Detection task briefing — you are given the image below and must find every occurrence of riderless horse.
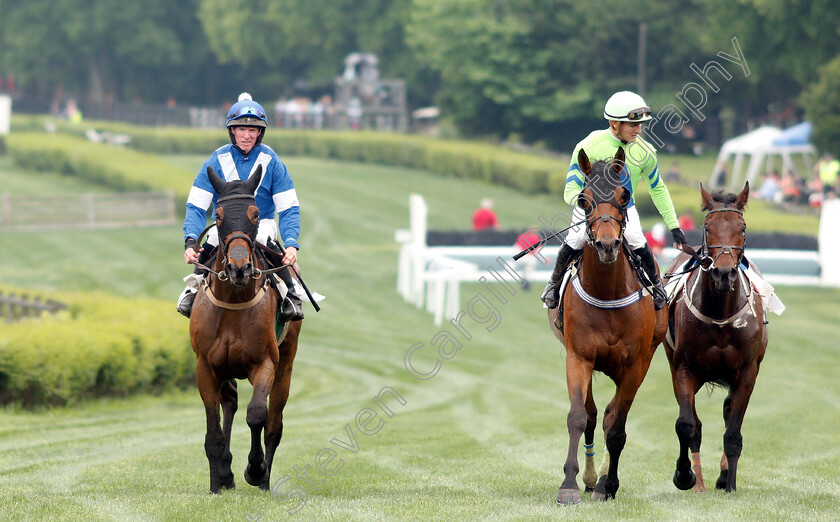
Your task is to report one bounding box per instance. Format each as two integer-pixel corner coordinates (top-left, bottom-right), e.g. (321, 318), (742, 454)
(549, 148), (667, 504)
(662, 182), (768, 493)
(190, 165), (301, 493)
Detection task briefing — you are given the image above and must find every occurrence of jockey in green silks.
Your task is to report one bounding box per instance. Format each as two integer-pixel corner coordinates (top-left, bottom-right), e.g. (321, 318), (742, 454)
(541, 91), (688, 311)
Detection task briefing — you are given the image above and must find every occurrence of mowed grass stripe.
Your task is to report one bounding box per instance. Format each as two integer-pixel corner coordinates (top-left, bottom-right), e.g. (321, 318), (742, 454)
(0, 155), (839, 520)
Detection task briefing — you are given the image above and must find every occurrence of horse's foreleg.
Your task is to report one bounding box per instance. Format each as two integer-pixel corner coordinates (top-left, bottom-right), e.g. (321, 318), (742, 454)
(264, 327), (299, 491)
(672, 368), (699, 491)
(582, 379), (598, 492)
(219, 380), (238, 490)
(557, 356), (592, 505)
(244, 359), (276, 488)
(597, 367), (647, 501)
(197, 358), (226, 494)
(689, 402), (705, 492)
(717, 367), (759, 493)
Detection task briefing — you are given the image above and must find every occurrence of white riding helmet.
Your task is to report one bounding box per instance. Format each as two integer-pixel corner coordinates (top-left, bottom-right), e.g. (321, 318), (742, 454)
(603, 91), (652, 122)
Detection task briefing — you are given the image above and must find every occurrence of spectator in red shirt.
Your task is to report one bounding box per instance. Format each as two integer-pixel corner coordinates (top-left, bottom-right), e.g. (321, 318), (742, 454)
(644, 223), (667, 259)
(472, 198), (499, 231)
(514, 229), (543, 290)
(678, 211), (696, 232)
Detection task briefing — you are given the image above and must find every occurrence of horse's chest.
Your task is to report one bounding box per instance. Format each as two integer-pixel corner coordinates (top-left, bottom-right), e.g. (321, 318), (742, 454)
(207, 337), (276, 378)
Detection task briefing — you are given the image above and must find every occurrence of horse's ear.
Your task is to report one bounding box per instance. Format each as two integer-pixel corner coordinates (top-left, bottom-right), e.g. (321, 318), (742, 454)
(207, 166), (226, 194)
(611, 147), (626, 176)
(700, 182), (714, 211)
(246, 165), (263, 194)
(616, 186), (631, 208)
(577, 149), (591, 175)
(736, 181), (750, 209)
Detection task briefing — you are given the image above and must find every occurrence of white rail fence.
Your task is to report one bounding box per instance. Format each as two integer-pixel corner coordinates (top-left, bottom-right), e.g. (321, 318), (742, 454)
(397, 194), (834, 325)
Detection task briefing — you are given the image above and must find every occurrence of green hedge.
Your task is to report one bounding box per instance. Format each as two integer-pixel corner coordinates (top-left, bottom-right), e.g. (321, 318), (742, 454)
(0, 287), (194, 408)
(6, 132), (195, 202)
(11, 116), (569, 196)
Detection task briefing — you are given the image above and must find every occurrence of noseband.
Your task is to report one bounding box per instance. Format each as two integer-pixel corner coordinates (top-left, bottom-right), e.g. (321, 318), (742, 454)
(700, 207), (745, 271)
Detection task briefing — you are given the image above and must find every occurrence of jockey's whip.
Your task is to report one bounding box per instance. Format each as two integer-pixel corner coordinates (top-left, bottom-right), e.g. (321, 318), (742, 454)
(268, 239), (321, 312)
(512, 219), (586, 261)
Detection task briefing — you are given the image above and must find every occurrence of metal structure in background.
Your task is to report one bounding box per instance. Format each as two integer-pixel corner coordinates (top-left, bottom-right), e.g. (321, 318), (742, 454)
(333, 53), (408, 132)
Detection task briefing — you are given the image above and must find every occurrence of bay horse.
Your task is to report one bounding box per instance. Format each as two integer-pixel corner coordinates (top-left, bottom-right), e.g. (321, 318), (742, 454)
(190, 165), (301, 494)
(549, 148), (667, 504)
(663, 182), (767, 493)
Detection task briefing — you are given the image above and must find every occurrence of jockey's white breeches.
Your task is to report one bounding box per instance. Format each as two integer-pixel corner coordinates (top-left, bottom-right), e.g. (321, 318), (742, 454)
(565, 206), (647, 250)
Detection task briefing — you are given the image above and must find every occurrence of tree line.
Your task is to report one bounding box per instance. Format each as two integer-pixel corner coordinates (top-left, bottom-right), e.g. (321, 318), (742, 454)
(1, 0), (839, 152)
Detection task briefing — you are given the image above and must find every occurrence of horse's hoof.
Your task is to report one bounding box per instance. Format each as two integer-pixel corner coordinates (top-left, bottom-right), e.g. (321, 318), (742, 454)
(556, 488), (581, 505)
(715, 469), (729, 490)
(673, 469), (697, 490)
(591, 475), (608, 501)
(244, 465), (266, 487)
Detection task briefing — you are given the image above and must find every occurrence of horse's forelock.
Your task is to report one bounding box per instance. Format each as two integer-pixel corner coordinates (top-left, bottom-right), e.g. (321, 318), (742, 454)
(584, 159), (622, 199)
(710, 191), (739, 207)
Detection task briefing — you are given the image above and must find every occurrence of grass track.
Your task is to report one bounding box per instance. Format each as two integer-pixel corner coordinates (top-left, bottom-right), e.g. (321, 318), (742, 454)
(1, 154), (838, 520)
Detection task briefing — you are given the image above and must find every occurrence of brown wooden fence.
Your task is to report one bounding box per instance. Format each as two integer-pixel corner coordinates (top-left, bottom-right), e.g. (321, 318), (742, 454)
(0, 291), (67, 322)
(0, 191), (176, 231)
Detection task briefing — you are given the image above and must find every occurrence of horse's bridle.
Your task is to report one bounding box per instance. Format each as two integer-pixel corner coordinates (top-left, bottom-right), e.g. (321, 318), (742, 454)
(700, 207), (746, 271)
(584, 196), (628, 246)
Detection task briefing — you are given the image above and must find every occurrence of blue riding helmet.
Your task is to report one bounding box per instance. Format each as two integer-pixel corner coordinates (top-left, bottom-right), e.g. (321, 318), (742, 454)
(226, 93), (267, 146)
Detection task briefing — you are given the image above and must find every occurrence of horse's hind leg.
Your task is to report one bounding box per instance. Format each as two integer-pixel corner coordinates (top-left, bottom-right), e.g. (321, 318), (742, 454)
(264, 324), (300, 491)
(197, 358), (226, 494)
(556, 355), (592, 505)
(219, 380), (238, 490)
(672, 369), (700, 491)
(582, 379), (598, 493)
(717, 367), (759, 493)
(244, 359), (276, 488)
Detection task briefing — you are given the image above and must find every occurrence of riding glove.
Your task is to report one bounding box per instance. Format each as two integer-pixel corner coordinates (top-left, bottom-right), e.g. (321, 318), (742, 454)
(670, 227), (687, 248)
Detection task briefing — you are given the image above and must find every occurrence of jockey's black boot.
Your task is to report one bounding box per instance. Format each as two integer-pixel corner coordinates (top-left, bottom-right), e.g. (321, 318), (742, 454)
(540, 244), (579, 309)
(276, 266), (305, 322)
(635, 245), (667, 310)
(176, 245), (216, 318)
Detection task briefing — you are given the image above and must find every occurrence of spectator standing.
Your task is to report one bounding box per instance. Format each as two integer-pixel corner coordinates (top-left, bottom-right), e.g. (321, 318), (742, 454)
(817, 153), (840, 194)
(472, 198), (499, 231)
(514, 229), (543, 291)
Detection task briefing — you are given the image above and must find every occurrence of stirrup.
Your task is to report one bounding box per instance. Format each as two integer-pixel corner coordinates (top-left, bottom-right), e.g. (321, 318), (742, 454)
(279, 295), (304, 322)
(541, 280), (560, 309)
(177, 289), (196, 318)
(651, 282), (667, 310)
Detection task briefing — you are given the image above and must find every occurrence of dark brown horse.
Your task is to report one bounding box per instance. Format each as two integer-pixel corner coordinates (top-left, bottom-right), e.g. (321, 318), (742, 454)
(549, 148), (667, 504)
(190, 165), (301, 494)
(663, 182), (767, 493)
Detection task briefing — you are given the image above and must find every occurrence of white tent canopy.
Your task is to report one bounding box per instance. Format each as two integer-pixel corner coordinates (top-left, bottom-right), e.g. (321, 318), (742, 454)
(710, 122), (816, 190)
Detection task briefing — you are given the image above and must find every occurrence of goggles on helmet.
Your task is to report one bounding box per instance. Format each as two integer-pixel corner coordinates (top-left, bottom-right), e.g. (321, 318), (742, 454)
(606, 106), (651, 122)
